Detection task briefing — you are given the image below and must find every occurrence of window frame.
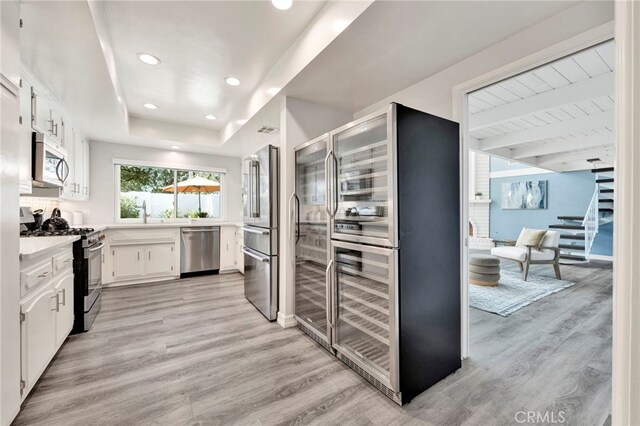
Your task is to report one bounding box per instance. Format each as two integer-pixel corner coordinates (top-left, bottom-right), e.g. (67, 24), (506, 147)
(113, 158), (227, 223)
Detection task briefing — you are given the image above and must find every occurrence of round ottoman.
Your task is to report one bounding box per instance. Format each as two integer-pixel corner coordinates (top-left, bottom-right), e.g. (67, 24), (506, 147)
(469, 254), (500, 287)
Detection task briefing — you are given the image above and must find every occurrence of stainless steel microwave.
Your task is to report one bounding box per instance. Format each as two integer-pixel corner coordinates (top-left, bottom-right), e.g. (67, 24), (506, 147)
(32, 132), (69, 188)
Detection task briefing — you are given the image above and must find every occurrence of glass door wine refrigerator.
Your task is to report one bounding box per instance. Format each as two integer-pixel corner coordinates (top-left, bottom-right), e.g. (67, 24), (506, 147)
(293, 103), (462, 405)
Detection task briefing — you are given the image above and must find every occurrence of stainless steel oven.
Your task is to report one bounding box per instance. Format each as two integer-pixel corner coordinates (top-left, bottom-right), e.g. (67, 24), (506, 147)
(72, 231), (104, 333)
(32, 132), (69, 188)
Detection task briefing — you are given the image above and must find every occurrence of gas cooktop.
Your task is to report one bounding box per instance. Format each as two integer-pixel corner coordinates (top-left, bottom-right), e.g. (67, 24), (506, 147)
(20, 228), (96, 238)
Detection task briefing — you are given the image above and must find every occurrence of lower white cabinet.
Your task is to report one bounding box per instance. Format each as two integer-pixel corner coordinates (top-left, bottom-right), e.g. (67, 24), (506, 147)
(53, 270), (74, 347)
(111, 245), (145, 281)
(235, 228), (244, 273)
(220, 227), (237, 272)
(109, 242), (176, 284)
(20, 245), (75, 399)
(20, 284), (56, 393)
(145, 243), (175, 277)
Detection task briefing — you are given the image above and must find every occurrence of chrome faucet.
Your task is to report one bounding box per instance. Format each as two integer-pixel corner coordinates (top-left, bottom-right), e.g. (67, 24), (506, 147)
(141, 200), (151, 224)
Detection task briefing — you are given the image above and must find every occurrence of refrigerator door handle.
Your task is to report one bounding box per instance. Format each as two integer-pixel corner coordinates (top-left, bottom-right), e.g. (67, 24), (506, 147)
(294, 194), (300, 244)
(332, 152), (339, 217)
(247, 160), (253, 218)
(252, 161), (261, 218)
(324, 149), (333, 217)
(325, 259), (334, 329)
(242, 247), (270, 263)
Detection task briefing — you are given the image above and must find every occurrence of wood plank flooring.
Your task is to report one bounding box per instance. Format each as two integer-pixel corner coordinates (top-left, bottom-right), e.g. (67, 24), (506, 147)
(14, 259), (612, 426)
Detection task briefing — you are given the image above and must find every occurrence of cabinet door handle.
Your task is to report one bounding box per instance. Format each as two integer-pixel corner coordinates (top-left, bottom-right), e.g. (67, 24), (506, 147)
(38, 271), (51, 278)
(51, 294), (60, 312)
(148, 251), (151, 260)
(138, 252), (140, 261)
(58, 288), (66, 306)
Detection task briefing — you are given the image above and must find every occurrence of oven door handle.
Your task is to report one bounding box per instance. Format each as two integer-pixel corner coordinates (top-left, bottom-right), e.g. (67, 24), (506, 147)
(88, 243), (105, 253)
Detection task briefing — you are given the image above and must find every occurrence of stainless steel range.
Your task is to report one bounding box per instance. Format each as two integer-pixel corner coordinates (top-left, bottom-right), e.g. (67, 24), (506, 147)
(72, 229), (105, 333)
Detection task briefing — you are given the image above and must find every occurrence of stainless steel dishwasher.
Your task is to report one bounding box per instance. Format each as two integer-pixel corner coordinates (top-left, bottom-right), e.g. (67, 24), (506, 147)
(180, 226), (220, 276)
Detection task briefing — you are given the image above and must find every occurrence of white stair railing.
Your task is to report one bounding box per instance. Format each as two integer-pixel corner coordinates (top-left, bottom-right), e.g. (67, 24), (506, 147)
(582, 185), (599, 259)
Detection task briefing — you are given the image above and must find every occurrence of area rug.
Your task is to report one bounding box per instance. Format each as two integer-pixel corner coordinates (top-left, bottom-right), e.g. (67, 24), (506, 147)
(469, 270), (575, 317)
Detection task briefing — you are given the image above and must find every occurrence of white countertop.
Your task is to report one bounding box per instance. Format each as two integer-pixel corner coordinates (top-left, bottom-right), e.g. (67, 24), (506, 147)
(84, 222), (243, 231)
(20, 235), (81, 261)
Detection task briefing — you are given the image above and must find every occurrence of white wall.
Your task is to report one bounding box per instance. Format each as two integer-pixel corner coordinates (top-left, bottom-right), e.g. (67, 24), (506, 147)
(60, 141), (243, 224)
(354, 1), (614, 122)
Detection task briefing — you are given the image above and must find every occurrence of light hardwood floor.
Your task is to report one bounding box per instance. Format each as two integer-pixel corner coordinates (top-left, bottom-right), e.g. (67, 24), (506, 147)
(14, 259), (612, 426)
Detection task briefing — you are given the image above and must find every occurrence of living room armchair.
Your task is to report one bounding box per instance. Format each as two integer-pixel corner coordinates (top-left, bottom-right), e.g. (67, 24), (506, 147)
(491, 231), (562, 281)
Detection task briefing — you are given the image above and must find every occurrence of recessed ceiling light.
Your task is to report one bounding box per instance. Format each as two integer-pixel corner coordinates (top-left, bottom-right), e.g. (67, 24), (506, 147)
(137, 53), (161, 65)
(143, 103), (158, 110)
(236, 119), (248, 125)
(204, 114), (217, 120)
(267, 87), (281, 96)
(170, 145), (181, 150)
(225, 77), (240, 86)
(272, 0), (292, 10)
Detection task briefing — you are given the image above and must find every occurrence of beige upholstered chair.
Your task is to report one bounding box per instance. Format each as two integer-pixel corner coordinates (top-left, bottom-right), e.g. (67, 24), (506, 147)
(491, 231), (562, 281)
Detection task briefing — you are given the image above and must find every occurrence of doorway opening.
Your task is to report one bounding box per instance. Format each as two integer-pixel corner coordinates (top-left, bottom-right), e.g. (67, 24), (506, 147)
(461, 39), (615, 423)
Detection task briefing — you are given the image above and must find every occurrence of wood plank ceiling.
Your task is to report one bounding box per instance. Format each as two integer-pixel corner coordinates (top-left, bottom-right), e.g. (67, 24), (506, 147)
(469, 40), (615, 172)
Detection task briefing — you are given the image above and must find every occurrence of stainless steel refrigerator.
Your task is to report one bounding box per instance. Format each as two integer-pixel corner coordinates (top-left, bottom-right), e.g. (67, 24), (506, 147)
(242, 145), (279, 321)
(292, 103), (461, 405)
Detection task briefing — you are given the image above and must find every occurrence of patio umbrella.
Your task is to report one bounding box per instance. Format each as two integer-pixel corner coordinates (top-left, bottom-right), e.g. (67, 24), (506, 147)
(162, 176), (220, 214)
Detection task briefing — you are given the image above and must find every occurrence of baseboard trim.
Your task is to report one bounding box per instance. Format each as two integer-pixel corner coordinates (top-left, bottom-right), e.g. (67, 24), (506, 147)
(589, 254), (613, 262)
(103, 275), (179, 288)
(277, 312), (297, 328)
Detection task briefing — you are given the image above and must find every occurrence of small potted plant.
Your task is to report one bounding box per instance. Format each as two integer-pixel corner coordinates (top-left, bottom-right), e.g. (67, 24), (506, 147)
(475, 192), (483, 200)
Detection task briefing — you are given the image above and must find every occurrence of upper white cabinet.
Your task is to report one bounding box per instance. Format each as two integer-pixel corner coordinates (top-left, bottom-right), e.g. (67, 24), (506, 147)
(60, 123), (75, 199)
(82, 138), (90, 198)
(20, 72), (90, 200)
(19, 78), (32, 194)
(0, 0), (21, 93)
(30, 87), (53, 135)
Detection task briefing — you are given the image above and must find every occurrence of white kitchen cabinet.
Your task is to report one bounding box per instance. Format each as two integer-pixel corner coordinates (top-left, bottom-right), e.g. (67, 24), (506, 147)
(74, 132), (83, 198)
(145, 243), (175, 277)
(0, 0), (21, 92)
(19, 79), (33, 194)
(235, 227), (244, 273)
(20, 284), (56, 393)
(49, 107), (63, 143)
(31, 87), (52, 135)
(60, 125), (75, 199)
(82, 138), (90, 198)
(53, 270), (74, 348)
(111, 246), (144, 281)
(20, 245), (75, 400)
(220, 227), (237, 272)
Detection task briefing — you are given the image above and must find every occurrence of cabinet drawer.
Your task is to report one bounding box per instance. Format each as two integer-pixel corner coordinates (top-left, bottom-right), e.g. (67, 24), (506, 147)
(53, 249), (74, 274)
(20, 258), (53, 297)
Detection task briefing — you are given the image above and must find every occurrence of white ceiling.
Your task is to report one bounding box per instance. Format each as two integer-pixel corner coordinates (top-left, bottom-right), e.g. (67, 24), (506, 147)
(103, 1), (325, 130)
(21, 0), (610, 158)
(469, 40), (615, 171)
(282, 1), (580, 113)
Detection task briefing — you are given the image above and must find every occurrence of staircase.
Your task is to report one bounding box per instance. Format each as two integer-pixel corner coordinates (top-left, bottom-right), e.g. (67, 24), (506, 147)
(548, 166), (614, 263)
